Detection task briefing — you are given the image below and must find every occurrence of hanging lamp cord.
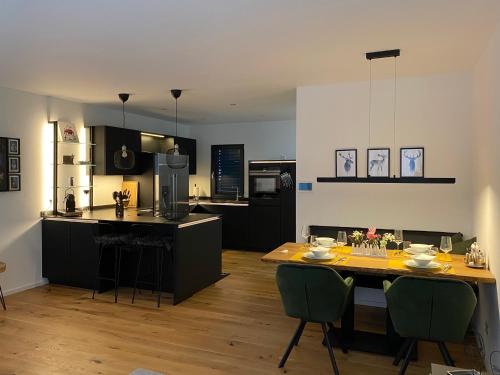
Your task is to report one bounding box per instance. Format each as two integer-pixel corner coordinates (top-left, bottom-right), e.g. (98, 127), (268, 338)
(122, 101), (125, 129)
(368, 59), (372, 148)
(393, 56), (397, 178)
(175, 98), (178, 137)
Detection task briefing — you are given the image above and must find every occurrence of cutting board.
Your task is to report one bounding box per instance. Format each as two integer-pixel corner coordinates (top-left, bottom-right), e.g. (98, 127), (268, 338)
(122, 180), (139, 208)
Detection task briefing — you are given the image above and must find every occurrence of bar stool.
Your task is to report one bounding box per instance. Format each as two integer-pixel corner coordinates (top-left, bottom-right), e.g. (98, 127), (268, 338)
(92, 223), (129, 303)
(0, 261), (6, 310)
(130, 224), (173, 308)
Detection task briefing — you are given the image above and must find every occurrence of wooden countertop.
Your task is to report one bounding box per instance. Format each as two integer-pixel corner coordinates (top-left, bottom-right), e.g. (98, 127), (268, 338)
(44, 208), (220, 227)
(261, 242), (496, 284)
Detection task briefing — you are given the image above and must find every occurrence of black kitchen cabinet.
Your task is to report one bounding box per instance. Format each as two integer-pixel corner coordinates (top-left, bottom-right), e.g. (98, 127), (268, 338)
(93, 126), (143, 175)
(192, 204), (248, 249)
(141, 134), (197, 175)
(42, 220), (99, 288)
(248, 205), (282, 251)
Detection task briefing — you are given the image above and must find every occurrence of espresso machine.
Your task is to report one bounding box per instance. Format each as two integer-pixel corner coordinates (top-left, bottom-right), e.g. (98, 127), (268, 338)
(154, 152), (190, 220)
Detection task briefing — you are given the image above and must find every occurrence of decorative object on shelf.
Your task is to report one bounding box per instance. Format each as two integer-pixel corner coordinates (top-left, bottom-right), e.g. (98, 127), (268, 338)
(58, 122), (79, 143)
(464, 242), (486, 269)
(7, 138), (20, 155)
(8, 156), (20, 173)
(8, 174), (20, 191)
(122, 180), (138, 208)
(400, 147), (424, 177)
(335, 149), (357, 177)
(113, 93), (136, 170)
(62, 154), (75, 165)
(367, 148), (390, 177)
(64, 188), (76, 213)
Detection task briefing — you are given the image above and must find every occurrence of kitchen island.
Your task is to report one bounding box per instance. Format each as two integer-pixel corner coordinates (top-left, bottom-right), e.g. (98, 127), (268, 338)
(42, 208), (222, 304)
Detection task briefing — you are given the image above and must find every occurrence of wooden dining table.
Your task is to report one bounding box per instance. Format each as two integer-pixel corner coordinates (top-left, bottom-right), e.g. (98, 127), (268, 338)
(261, 242), (496, 356)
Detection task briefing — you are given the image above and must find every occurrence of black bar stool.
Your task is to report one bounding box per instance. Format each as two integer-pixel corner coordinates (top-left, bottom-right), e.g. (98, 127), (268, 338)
(130, 224), (173, 307)
(92, 223), (129, 303)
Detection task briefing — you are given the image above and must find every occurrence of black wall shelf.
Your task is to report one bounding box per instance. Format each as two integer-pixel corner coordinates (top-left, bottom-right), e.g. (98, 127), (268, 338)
(316, 177), (456, 184)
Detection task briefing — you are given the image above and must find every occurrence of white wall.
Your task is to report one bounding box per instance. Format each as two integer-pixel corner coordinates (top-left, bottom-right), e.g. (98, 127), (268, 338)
(187, 120), (296, 197)
(472, 21), (500, 375)
(296, 73), (474, 236)
(0, 86), (186, 295)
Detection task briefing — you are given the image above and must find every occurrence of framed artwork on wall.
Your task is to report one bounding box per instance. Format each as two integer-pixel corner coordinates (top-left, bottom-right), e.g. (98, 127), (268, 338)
(400, 147), (424, 177)
(58, 122), (79, 143)
(367, 148), (390, 177)
(335, 149), (357, 177)
(8, 156), (20, 173)
(8, 174), (21, 191)
(7, 138), (20, 155)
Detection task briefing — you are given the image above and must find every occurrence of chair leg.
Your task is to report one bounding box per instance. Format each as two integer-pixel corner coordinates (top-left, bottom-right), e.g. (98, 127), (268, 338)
(0, 284), (6, 310)
(294, 320), (306, 346)
(437, 342), (455, 367)
(394, 338), (411, 366)
(155, 248), (165, 308)
(321, 322), (340, 375)
(114, 247), (122, 303)
(132, 248), (143, 304)
(92, 244), (104, 299)
(278, 320), (306, 368)
(398, 338), (417, 375)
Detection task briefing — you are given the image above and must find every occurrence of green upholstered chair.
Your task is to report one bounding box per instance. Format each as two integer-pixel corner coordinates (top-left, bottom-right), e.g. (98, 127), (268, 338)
(276, 264), (354, 375)
(384, 276), (477, 375)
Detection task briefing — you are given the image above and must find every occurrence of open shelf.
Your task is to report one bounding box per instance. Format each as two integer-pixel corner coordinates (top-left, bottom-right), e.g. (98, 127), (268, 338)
(316, 177), (456, 184)
(51, 141), (96, 146)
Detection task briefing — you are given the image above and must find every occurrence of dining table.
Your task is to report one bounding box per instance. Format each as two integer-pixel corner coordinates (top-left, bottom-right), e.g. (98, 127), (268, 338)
(261, 242), (496, 356)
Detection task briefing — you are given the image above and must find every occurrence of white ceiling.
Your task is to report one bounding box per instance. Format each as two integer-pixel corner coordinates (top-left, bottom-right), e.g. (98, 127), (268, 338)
(0, 0), (499, 124)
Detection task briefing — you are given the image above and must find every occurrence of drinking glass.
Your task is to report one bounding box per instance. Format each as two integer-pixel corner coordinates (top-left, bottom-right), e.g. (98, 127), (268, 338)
(440, 236), (453, 261)
(337, 231), (347, 248)
(301, 225), (310, 250)
(394, 229), (404, 250)
(310, 235), (317, 247)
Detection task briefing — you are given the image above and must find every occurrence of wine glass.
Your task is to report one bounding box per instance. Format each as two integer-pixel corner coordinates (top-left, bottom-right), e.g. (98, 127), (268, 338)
(301, 225), (310, 250)
(394, 229), (404, 250)
(440, 236), (453, 261)
(337, 231), (347, 248)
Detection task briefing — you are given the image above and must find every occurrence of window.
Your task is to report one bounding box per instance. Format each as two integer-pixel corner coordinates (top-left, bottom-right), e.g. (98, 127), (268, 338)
(211, 144), (244, 199)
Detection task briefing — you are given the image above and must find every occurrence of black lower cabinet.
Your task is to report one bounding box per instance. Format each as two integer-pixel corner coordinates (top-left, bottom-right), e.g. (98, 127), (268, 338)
(248, 205), (282, 252)
(42, 220), (99, 289)
(192, 204), (249, 250)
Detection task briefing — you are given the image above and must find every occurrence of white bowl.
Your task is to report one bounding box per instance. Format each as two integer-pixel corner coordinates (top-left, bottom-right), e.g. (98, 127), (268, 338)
(316, 237), (335, 247)
(311, 246), (330, 258)
(411, 253), (436, 267)
(409, 244), (434, 253)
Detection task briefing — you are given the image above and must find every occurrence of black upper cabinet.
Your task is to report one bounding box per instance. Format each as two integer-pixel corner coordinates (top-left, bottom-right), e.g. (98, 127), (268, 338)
(141, 134), (197, 175)
(93, 126), (143, 175)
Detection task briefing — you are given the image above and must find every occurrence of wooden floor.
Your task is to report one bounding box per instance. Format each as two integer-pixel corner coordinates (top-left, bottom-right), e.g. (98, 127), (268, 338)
(0, 251), (482, 375)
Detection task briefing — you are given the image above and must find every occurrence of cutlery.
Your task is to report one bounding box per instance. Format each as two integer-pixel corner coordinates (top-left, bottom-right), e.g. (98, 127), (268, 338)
(442, 264), (451, 273)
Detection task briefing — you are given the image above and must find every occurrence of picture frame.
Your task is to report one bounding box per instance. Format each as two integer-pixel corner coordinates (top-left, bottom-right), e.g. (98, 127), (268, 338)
(7, 138), (20, 155)
(58, 122), (79, 143)
(335, 149), (357, 177)
(8, 174), (21, 191)
(367, 148), (390, 178)
(8, 156), (20, 173)
(400, 147), (424, 177)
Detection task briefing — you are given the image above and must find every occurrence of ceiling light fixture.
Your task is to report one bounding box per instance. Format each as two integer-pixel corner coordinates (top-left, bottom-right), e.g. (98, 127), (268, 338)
(166, 89), (188, 169)
(113, 93), (136, 170)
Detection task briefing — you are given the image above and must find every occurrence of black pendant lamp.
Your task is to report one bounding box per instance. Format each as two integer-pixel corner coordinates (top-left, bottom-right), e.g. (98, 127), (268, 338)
(166, 89), (188, 169)
(113, 93), (136, 170)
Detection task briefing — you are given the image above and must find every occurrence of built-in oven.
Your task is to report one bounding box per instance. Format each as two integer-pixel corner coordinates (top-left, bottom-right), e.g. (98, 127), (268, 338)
(249, 167), (281, 199)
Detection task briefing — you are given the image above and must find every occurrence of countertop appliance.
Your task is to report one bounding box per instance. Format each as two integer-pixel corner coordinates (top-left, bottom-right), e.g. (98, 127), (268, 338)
(248, 160), (296, 251)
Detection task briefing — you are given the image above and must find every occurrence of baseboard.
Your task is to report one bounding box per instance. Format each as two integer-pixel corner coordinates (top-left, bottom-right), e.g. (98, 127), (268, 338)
(4, 278), (48, 296)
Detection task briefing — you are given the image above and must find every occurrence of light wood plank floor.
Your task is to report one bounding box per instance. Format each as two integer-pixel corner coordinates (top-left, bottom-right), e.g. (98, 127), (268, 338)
(0, 251), (482, 375)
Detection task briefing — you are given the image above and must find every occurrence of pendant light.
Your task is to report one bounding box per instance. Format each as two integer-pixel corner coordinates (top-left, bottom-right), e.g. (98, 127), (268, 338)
(113, 93), (136, 170)
(166, 89), (188, 169)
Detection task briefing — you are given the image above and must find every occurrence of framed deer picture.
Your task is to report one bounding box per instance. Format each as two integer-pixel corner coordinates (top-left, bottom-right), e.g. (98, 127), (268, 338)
(367, 148), (390, 177)
(400, 147), (424, 177)
(335, 149), (357, 177)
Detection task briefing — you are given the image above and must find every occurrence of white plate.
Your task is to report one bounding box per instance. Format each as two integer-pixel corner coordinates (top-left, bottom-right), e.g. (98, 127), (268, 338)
(303, 252), (334, 260)
(404, 259), (441, 269)
(404, 248), (437, 256)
